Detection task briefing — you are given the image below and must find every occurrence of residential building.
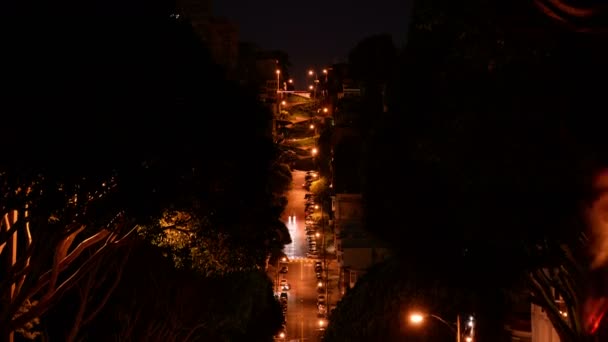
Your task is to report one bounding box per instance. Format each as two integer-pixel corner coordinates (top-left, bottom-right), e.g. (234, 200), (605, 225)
(333, 193), (390, 292)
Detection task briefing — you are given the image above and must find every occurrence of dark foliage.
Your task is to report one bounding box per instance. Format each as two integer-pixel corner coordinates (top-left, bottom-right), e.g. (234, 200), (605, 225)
(327, 0), (608, 340)
(1, 1), (287, 340)
(46, 242), (283, 341)
(366, 0), (608, 283)
(324, 257), (490, 342)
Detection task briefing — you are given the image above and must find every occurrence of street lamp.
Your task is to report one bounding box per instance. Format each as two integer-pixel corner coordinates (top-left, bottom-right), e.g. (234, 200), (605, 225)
(408, 312), (464, 342)
(308, 69), (318, 98)
(275, 69), (281, 92)
(311, 147), (318, 156)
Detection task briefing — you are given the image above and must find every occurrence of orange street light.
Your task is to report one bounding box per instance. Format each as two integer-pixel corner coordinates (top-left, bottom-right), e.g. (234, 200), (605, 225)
(281, 100), (286, 105)
(309, 85), (314, 90)
(409, 313), (425, 324)
(322, 69), (327, 74)
(312, 147), (318, 156)
(276, 69), (281, 75)
(310, 124), (315, 130)
(288, 78), (293, 83)
(323, 107), (328, 113)
(408, 312), (462, 342)
(308, 70), (314, 76)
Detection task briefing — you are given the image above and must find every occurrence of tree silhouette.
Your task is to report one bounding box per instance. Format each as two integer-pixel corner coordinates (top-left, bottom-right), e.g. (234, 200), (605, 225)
(1, 2), (288, 340)
(361, 0), (608, 340)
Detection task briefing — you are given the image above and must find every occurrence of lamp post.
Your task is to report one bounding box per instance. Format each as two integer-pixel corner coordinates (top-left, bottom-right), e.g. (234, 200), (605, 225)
(308, 69), (318, 98)
(408, 312), (464, 342)
(276, 69), (281, 92)
(275, 69), (282, 117)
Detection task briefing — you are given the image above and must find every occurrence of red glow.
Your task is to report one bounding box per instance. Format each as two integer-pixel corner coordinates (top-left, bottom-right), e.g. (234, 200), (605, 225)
(584, 297), (608, 334)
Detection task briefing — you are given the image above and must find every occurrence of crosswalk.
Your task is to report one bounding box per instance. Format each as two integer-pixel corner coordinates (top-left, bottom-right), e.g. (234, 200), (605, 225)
(288, 256), (316, 263)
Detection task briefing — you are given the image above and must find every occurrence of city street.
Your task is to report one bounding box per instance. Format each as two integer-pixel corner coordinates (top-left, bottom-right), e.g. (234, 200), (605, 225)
(282, 170), (308, 259)
(279, 261), (325, 342)
(277, 170), (327, 341)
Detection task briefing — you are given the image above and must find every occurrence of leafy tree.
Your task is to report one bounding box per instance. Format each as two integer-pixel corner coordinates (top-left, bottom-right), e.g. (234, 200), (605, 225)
(348, 34), (398, 85)
(359, 0), (608, 340)
(2, 3), (290, 341)
(48, 243), (282, 342)
(324, 257), (475, 342)
(310, 177), (330, 200)
(0, 166), (137, 342)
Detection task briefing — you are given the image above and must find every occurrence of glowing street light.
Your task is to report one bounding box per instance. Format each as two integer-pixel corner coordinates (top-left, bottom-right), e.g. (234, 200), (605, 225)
(409, 313), (424, 324)
(309, 85), (314, 90)
(311, 147), (318, 156)
(281, 100), (286, 105)
(323, 107), (328, 113)
(408, 312), (465, 342)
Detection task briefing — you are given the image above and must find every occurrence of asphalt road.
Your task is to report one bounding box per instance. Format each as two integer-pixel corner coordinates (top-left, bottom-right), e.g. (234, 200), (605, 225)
(278, 169), (326, 342)
(280, 261), (325, 342)
(282, 170), (308, 259)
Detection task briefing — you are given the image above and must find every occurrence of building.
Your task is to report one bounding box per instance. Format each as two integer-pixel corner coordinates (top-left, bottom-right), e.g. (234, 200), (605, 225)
(333, 193), (390, 292)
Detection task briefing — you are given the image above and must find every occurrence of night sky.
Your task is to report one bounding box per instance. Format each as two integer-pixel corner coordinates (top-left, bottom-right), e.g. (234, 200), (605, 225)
(213, 0), (412, 87)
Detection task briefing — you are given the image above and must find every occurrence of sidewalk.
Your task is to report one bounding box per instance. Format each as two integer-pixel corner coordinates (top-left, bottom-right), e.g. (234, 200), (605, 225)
(323, 255), (343, 314)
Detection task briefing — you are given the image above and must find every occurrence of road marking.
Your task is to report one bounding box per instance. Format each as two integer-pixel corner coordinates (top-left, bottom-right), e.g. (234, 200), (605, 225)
(288, 256), (315, 263)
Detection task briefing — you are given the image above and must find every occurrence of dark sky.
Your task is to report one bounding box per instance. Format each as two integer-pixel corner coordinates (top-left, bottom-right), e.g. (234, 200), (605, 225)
(213, 0), (412, 87)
